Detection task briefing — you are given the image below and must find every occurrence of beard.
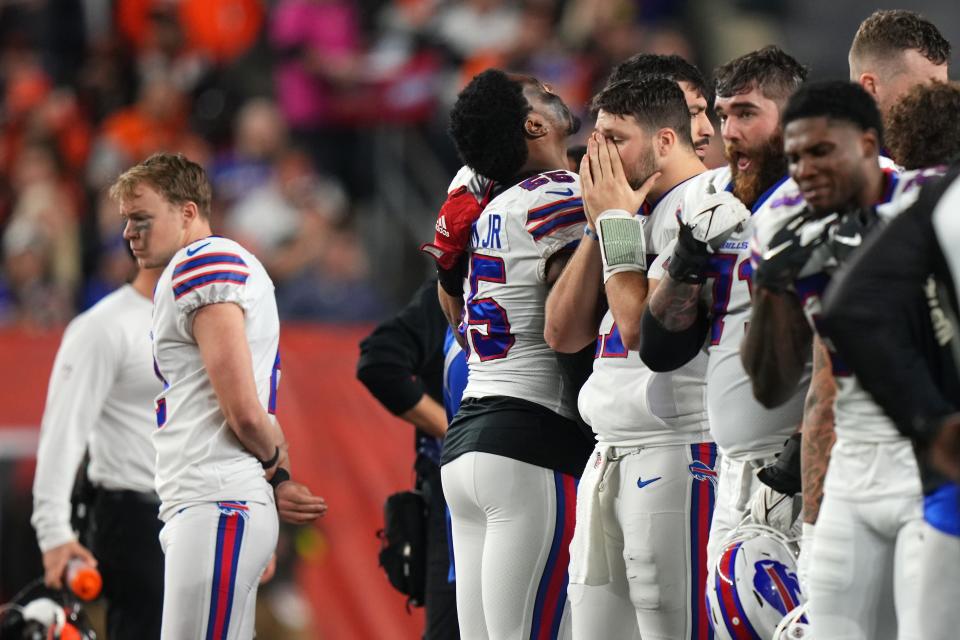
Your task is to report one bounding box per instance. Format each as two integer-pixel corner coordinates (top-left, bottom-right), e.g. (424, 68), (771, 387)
(726, 130), (787, 207)
(627, 146), (659, 191)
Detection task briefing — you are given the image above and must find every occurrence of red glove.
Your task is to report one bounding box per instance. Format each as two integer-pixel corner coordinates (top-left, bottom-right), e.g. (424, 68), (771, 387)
(421, 179), (494, 271)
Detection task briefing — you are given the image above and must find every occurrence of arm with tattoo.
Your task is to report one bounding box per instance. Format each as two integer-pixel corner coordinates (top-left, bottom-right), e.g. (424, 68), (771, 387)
(741, 288), (813, 408)
(648, 274), (703, 331)
(639, 274), (709, 371)
(801, 336), (837, 524)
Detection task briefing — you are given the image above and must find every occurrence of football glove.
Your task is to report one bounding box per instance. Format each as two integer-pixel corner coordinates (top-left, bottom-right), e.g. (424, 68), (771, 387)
(667, 219), (710, 283)
(680, 190), (751, 251)
(757, 432), (802, 496)
(753, 209), (839, 292)
(748, 484), (803, 538)
(826, 206), (879, 264)
(667, 190), (751, 284)
(420, 178), (494, 271)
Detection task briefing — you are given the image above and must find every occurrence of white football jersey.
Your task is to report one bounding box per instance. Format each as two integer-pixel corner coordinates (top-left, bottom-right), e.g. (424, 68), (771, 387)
(650, 169), (807, 459)
(460, 169), (585, 419)
(152, 236), (279, 521)
(579, 172), (714, 446)
(755, 166), (945, 443)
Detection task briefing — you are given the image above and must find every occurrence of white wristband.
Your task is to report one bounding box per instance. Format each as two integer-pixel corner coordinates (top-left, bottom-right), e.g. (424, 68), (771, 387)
(596, 209), (646, 283)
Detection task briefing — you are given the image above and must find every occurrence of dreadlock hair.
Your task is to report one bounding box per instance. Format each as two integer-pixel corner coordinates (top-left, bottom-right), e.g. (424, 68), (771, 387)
(448, 69), (531, 183)
(782, 81), (884, 148)
(591, 77), (694, 149)
(714, 45), (808, 104)
(850, 10), (951, 76)
(886, 81), (960, 170)
(607, 53), (709, 100)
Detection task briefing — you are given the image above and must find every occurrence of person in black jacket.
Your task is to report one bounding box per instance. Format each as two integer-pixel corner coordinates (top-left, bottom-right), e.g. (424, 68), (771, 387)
(820, 166), (960, 640)
(356, 278), (463, 640)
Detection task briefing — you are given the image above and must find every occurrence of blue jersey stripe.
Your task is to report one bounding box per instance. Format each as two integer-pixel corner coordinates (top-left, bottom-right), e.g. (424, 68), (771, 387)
(173, 253), (247, 278)
(174, 271), (249, 299)
(527, 197), (583, 223)
(268, 350), (281, 415)
(530, 210), (586, 240)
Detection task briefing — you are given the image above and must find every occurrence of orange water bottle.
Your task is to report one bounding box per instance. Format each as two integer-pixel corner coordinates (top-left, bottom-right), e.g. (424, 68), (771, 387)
(65, 559), (102, 601)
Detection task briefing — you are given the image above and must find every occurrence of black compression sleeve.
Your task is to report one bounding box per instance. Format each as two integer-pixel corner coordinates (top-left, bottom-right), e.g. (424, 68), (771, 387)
(638, 303), (709, 372)
(357, 278), (447, 414)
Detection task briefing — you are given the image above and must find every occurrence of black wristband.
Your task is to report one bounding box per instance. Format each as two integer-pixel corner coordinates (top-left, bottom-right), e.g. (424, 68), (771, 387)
(259, 446), (280, 469)
(269, 467), (291, 489)
(437, 255), (467, 297)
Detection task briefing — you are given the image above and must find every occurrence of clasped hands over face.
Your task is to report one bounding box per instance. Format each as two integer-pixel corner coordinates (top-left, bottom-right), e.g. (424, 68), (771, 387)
(579, 132), (660, 227)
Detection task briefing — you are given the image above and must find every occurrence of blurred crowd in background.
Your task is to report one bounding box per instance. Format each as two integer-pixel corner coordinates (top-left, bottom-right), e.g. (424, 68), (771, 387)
(0, 0), (955, 329)
(0, 0), (797, 329)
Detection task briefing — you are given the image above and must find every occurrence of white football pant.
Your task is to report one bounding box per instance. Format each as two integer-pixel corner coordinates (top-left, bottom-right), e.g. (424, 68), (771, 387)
(919, 482), (960, 640)
(159, 500), (277, 640)
(807, 439), (922, 640)
(706, 453), (776, 567)
(442, 452), (575, 640)
(568, 443), (718, 640)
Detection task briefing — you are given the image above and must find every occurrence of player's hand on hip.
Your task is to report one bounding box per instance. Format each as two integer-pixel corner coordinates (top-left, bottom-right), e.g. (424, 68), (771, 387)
(276, 481), (328, 524)
(42, 540), (97, 590)
(581, 132), (659, 226)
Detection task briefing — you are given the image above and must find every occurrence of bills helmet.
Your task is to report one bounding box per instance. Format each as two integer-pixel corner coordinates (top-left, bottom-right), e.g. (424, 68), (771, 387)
(773, 603), (813, 639)
(707, 523), (805, 639)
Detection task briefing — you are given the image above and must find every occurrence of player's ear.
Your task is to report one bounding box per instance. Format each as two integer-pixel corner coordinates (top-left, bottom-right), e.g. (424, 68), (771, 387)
(861, 128), (880, 158)
(524, 112), (549, 139)
(858, 73), (878, 101)
(656, 128), (676, 157)
(181, 201), (200, 226)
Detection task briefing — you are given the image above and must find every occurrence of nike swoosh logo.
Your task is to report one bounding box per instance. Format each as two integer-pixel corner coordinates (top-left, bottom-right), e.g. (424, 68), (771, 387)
(546, 188), (574, 196)
(763, 240), (793, 261)
(186, 242), (211, 257)
(833, 233), (862, 247)
(637, 476), (662, 489)
(764, 493), (791, 522)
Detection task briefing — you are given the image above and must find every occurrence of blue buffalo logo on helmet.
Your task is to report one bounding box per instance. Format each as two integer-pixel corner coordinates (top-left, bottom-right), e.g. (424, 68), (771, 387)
(753, 559), (803, 617)
(689, 460), (718, 486)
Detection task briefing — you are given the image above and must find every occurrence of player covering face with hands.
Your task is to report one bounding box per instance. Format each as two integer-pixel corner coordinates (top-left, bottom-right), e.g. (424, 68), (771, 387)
(547, 77), (723, 639)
